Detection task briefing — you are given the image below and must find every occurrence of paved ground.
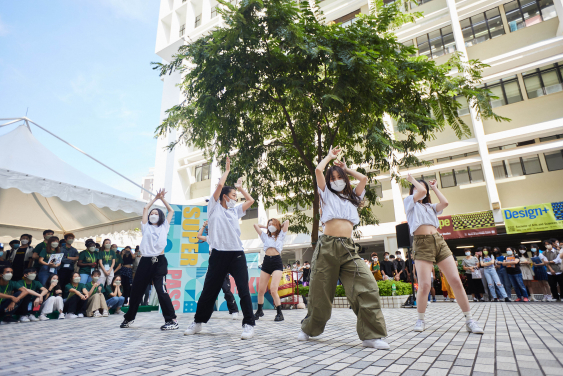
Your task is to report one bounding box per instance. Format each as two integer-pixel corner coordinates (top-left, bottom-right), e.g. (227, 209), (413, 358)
(2, 302), (563, 376)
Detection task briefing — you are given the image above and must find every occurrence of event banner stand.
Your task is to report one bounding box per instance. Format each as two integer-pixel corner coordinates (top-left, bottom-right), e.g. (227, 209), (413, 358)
(163, 205), (275, 314)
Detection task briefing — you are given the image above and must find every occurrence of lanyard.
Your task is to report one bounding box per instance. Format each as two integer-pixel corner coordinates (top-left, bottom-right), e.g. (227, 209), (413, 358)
(87, 251), (94, 263)
(24, 280), (31, 289)
(0, 283), (9, 303)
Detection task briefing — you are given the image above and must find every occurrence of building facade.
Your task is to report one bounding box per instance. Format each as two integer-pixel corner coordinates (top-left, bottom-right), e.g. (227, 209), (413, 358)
(152, 0), (563, 263)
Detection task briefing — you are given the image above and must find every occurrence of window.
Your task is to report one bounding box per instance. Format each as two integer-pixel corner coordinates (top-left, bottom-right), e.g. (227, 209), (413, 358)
(333, 9), (361, 27)
(179, 24), (185, 37)
(194, 13), (202, 28)
(456, 96), (470, 116)
(540, 134), (563, 142)
(504, 0), (557, 32)
(544, 150), (563, 171)
(522, 61), (563, 99)
(492, 155), (543, 179)
(481, 75), (523, 108)
(439, 165), (484, 188)
(489, 139), (535, 152)
(374, 184), (383, 198)
(211, 6), (219, 18)
(460, 7), (505, 47)
(245, 208), (258, 220)
(416, 25), (456, 59)
(437, 151), (479, 164)
(194, 163), (210, 182)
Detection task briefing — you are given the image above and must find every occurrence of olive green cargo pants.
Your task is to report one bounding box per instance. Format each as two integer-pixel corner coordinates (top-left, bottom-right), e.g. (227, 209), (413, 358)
(301, 235), (387, 340)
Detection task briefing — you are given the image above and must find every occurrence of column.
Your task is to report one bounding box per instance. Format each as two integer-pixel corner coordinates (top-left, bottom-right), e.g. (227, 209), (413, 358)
(257, 197), (267, 264)
(201, 0), (211, 25)
(208, 156), (221, 198)
(383, 114), (407, 223)
(445, 0), (502, 221)
(554, 0), (563, 36)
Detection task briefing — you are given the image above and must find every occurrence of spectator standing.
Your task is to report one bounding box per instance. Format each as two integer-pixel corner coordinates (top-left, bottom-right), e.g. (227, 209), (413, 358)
(30, 230), (54, 268)
(37, 236), (62, 285)
(479, 246), (508, 302)
(112, 245), (122, 277)
(0, 245), (9, 269)
(494, 247), (513, 298)
(531, 247), (551, 301)
(98, 239), (116, 286)
(78, 241), (98, 284)
(8, 235), (33, 281)
(59, 234), (79, 289)
(38, 274), (65, 321)
(518, 245), (536, 301)
(63, 272), (87, 318)
(369, 253), (383, 280)
(0, 267), (29, 325)
(541, 239), (562, 301)
(462, 249), (484, 302)
(380, 252), (396, 281)
(498, 247), (529, 302)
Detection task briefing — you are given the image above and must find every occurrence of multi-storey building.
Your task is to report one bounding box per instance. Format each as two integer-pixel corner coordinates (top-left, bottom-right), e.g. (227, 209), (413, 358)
(152, 0), (563, 263)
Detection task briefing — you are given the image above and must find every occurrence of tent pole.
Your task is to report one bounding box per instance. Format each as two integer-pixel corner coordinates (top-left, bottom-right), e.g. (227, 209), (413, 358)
(26, 119), (155, 198)
(0, 119), (24, 127)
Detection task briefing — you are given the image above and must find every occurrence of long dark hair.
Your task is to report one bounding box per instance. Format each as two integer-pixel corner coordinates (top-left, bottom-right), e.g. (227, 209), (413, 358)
(409, 180), (432, 204)
(46, 236), (61, 253)
(45, 274), (61, 292)
(323, 165), (362, 208)
(267, 218), (281, 240)
(220, 186), (236, 204)
(149, 208), (166, 227)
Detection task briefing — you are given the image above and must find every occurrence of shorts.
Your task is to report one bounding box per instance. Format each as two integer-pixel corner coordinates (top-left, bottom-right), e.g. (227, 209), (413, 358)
(262, 254), (283, 275)
(413, 233), (452, 264)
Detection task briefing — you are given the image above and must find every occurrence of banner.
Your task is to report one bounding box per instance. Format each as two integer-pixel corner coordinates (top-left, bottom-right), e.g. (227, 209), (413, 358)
(503, 201), (563, 234)
(437, 210), (497, 239)
(165, 204), (274, 314)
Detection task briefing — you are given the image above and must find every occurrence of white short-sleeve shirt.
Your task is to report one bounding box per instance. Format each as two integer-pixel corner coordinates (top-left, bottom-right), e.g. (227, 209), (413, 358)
(404, 195), (443, 235)
(318, 186), (365, 226)
(207, 194), (246, 251)
(259, 231), (287, 253)
(140, 220), (170, 257)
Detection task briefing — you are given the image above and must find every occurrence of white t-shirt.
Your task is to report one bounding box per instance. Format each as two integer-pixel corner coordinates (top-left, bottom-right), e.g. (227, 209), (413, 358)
(318, 186), (365, 226)
(404, 195), (443, 235)
(259, 230), (287, 253)
(207, 194), (246, 251)
(540, 252), (562, 275)
(140, 220), (170, 257)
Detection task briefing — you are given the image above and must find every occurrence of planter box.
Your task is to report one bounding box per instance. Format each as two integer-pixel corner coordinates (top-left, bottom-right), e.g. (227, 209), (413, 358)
(380, 295), (410, 308)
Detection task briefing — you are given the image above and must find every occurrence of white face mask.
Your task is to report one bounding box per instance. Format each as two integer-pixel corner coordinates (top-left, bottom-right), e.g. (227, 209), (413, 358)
(44, 234), (53, 241)
(546, 245), (553, 250)
(506, 250), (513, 256)
(67, 239), (74, 244)
(88, 246), (96, 252)
(384, 256), (389, 260)
(51, 242), (59, 248)
(519, 249), (526, 254)
(465, 252), (471, 256)
(92, 276), (99, 282)
(268, 225), (277, 233)
(413, 188), (427, 200)
(21, 239), (29, 245)
(531, 248), (537, 252)
(73, 277), (81, 283)
(330, 179), (346, 192)
(226, 197), (237, 208)
(114, 281), (121, 285)
(149, 214), (159, 224)
(104, 244), (111, 249)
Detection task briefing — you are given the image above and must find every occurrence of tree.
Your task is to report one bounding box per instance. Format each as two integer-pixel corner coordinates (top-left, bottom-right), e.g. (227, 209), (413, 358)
(153, 0), (507, 245)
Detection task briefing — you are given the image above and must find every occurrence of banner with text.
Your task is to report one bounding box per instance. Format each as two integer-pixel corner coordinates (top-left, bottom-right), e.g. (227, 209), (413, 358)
(437, 210), (497, 239)
(503, 201), (563, 234)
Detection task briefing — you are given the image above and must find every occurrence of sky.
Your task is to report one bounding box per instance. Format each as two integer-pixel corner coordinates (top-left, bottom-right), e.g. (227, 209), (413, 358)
(0, 0), (165, 198)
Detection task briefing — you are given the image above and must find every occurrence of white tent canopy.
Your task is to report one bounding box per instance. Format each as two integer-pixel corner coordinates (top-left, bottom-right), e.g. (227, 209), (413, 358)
(0, 120), (148, 245)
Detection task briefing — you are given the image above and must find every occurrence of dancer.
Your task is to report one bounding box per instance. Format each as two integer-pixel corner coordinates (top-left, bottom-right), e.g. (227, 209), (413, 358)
(197, 221), (240, 319)
(405, 174), (483, 334)
(299, 147), (389, 349)
(253, 218), (289, 322)
(184, 156), (256, 339)
(120, 189), (179, 330)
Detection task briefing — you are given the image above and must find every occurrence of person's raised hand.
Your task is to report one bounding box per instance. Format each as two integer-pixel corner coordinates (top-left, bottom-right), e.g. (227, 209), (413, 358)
(406, 173), (416, 183)
(429, 180), (438, 189)
(328, 146), (340, 160)
(234, 177), (243, 189)
(333, 159), (348, 173)
(225, 156), (231, 172)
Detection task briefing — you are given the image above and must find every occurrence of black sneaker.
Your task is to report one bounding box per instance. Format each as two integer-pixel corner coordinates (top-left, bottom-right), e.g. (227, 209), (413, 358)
(1, 316), (18, 325)
(120, 319), (134, 328)
(505, 297), (512, 302)
(161, 320), (179, 330)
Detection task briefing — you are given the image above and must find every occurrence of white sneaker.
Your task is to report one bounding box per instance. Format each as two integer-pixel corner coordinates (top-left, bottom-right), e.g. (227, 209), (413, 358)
(297, 330), (310, 341)
(413, 319), (425, 332)
(28, 315), (39, 322)
(241, 324), (254, 340)
(444, 297), (450, 302)
(102, 310), (109, 317)
(77, 313), (84, 318)
(231, 312), (239, 320)
(362, 339), (390, 350)
(427, 300), (431, 304)
(184, 321), (202, 335)
(58, 312), (65, 320)
(452, 299), (457, 303)
(466, 320), (484, 334)
(93, 311), (102, 318)
(115, 309), (123, 314)
(38, 314), (49, 321)
(542, 295), (548, 302)
(19, 315), (30, 323)
(66, 313), (78, 319)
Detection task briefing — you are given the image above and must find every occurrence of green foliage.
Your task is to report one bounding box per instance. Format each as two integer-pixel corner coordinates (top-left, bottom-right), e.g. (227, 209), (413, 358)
(295, 280), (412, 297)
(335, 285), (346, 297)
(154, 0), (507, 243)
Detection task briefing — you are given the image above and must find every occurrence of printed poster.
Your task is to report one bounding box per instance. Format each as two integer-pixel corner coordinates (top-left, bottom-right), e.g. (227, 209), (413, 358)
(503, 201), (563, 234)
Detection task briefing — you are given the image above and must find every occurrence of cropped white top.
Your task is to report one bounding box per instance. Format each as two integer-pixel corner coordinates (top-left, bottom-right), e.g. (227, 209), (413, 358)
(403, 195), (443, 235)
(318, 186), (365, 226)
(140, 220), (170, 257)
(259, 230), (287, 253)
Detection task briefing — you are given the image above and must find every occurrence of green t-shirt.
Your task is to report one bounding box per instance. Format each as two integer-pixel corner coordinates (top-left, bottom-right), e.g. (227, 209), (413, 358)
(104, 284), (122, 300)
(17, 279), (44, 293)
(99, 250), (116, 271)
(0, 281), (20, 303)
(39, 249), (62, 265)
(85, 282), (105, 295)
(64, 283), (85, 299)
(32, 242), (47, 267)
(114, 253), (123, 268)
(78, 250), (97, 275)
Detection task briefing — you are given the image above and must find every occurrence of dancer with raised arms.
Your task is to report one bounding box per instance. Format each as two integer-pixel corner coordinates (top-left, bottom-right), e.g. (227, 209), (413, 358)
(299, 147), (389, 349)
(253, 218), (289, 322)
(120, 188), (179, 331)
(184, 155), (257, 339)
(405, 174), (484, 334)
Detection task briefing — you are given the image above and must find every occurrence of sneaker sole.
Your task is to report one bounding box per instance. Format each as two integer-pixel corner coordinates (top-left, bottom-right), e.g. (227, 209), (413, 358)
(241, 335), (254, 340)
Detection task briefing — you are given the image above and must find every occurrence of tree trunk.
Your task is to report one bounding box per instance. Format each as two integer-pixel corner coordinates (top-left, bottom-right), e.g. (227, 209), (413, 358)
(311, 179), (319, 245)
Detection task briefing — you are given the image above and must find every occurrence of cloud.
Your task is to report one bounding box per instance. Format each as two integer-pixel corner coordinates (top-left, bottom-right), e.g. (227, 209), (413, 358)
(96, 0), (156, 23)
(0, 15), (8, 36)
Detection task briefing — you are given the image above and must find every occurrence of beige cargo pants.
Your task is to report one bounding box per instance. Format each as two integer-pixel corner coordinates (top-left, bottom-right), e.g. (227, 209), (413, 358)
(301, 235), (387, 340)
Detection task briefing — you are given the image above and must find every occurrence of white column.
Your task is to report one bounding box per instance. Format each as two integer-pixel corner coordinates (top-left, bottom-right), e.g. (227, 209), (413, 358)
(201, 0), (211, 25)
(257, 196), (268, 265)
(446, 0), (502, 221)
(208, 156), (221, 198)
(383, 114), (407, 223)
(554, 0), (563, 36)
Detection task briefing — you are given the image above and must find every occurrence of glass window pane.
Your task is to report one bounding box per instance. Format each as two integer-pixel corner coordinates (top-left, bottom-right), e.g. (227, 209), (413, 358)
(507, 158), (524, 177)
(469, 165), (485, 183)
(195, 166), (202, 182)
(441, 26), (456, 54)
(541, 69), (563, 95)
(417, 35), (431, 58)
(524, 73), (544, 98)
(471, 14), (490, 45)
(488, 84), (506, 107)
(455, 167), (470, 185)
(492, 161), (507, 179)
(457, 96), (470, 116)
(544, 151), (563, 171)
(440, 171), (456, 188)
(486, 8), (506, 39)
(429, 30), (444, 58)
(522, 155), (543, 174)
(504, 1), (526, 32)
(202, 164), (210, 180)
(422, 173), (437, 182)
(521, 0), (542, 26)
(503, 79), (523, 104)
(539, 0), (557, 20)
(461, 19), (474, 46)
(437, 156), (451, 163)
